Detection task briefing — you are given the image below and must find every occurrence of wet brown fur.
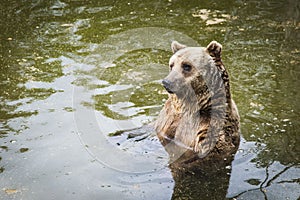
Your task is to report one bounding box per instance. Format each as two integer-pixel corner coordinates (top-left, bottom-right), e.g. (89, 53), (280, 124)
(155, 41), (240, 169)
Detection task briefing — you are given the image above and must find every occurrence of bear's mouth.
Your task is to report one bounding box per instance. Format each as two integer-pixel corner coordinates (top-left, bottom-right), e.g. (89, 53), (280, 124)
(164, 86), (174, 94)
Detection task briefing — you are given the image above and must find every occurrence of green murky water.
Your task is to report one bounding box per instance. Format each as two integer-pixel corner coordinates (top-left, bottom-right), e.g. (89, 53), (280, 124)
(0, 0), (299, 199)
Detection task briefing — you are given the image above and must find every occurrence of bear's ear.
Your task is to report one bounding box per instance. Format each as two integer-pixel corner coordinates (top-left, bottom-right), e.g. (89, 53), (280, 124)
(206, 41), (222, 59)
(171, 41), (187, 54)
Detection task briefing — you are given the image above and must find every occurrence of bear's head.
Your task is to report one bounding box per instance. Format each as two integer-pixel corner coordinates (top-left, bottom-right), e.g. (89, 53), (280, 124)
(162, 41), (225, 107)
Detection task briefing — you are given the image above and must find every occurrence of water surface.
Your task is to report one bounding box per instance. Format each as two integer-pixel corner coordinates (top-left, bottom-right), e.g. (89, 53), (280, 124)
(0, 0), (299, 199)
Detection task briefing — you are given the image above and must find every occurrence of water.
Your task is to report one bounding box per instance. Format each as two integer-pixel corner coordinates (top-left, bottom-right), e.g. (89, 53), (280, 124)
(0, 0), (299, 199)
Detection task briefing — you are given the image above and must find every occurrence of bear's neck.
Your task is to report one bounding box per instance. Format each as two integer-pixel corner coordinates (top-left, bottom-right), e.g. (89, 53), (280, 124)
(170, 59), (233, 119)
(213, 58), (232, 109)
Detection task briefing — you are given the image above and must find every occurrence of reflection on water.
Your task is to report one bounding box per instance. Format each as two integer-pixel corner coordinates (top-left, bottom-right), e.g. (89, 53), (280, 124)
(171, 166), (232, 200)
(0, 0), (299, 199)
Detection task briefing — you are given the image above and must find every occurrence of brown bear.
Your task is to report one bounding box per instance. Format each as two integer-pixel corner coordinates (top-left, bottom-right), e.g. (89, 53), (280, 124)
(155, 41), (240, 169)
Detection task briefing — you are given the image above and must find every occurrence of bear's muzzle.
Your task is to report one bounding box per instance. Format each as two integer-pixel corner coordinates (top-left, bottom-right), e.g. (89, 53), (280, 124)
(162, 79), (174, 94)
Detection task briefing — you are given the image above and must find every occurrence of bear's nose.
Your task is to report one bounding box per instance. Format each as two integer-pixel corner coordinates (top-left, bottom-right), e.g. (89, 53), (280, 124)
(162, 79), (171, 88)
(162, 79), (174, 94)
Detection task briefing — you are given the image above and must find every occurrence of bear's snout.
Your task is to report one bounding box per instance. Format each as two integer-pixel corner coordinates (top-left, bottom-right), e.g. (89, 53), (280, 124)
(162, 79), (174, 94)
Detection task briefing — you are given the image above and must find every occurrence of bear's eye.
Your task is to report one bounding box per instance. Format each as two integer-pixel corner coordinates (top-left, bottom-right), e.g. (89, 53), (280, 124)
(182, 64), (192, 72)
(170, 63), (174, 70)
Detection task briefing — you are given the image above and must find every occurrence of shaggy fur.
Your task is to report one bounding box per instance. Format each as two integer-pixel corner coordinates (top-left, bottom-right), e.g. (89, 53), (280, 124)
(155, 41), (240, 168)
